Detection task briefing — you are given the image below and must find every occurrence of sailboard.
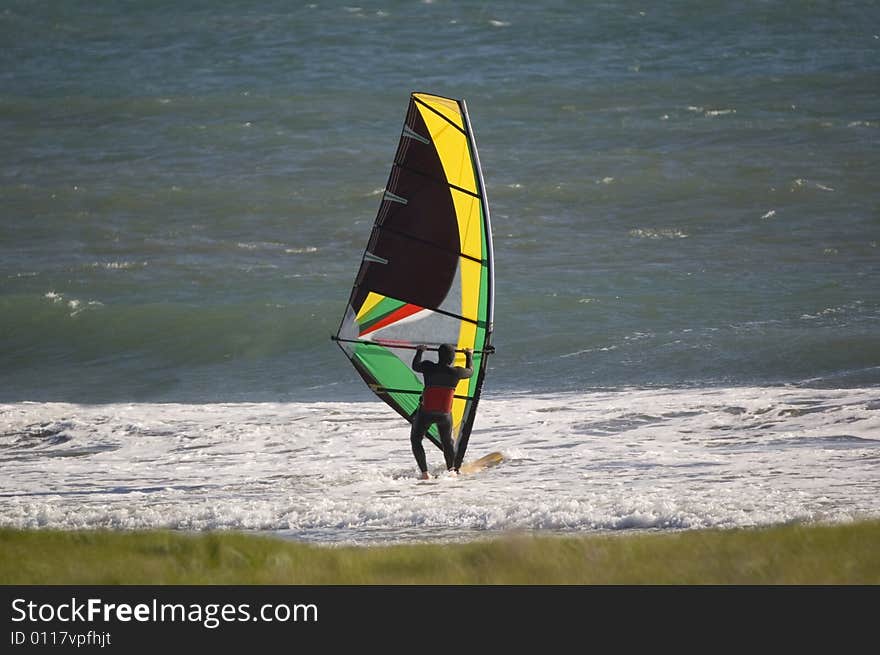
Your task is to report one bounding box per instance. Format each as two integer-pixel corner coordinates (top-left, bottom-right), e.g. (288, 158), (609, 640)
(333, 92), (495, 468)
(458, 451), (504, 475)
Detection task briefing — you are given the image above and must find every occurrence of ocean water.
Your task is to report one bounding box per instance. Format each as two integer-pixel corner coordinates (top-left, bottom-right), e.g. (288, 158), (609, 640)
(2, 1), (879, 543)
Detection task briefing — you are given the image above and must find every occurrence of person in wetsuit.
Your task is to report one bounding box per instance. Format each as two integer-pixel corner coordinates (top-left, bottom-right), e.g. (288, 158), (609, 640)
(410, 343), (474, 479)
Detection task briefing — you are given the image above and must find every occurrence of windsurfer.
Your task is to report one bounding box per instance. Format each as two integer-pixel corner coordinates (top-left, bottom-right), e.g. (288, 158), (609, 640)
(410, 344), (473, 479)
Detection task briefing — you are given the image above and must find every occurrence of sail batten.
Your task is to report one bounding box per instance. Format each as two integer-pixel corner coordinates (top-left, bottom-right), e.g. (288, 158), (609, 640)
(334, 92), (494, 455)
(371, 224), (488, 265)
(412, 95), (467, 133)
(391, 161), (483, 200)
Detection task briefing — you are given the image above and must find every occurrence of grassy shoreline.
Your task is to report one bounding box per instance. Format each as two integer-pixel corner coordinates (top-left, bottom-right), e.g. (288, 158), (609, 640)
(2, 520), (878, 584)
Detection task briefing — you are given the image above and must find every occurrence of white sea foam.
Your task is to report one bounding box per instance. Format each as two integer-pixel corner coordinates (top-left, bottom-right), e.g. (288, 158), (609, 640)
(791, 178), (835, 192)
(236, 241), (287, 251)
(799, 301), (864, 320)
(628, 228), (689, 239)
(89, 261), (148, 270)
(41, 291), (101, 317)
(2, 387), (878, 544)
(687, 106), (736, 118)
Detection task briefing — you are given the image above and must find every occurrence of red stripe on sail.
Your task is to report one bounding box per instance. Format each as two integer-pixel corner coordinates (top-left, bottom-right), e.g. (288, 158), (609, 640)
(359, 303), (424, 337)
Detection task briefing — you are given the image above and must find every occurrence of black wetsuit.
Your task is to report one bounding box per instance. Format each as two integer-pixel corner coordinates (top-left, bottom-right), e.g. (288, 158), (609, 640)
(410, 348), (473, 473)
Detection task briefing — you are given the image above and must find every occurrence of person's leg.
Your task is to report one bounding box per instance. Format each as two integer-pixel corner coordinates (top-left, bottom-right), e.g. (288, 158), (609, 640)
(410, 411), (430, 476)
(436, 413), (456, 471)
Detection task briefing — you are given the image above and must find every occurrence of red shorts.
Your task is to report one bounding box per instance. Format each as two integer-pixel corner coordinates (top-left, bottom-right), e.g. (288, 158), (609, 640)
(421, 386), (455, 412)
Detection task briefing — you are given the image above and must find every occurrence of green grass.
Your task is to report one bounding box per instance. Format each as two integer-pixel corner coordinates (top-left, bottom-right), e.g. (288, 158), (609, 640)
(2, 520), (878, 584)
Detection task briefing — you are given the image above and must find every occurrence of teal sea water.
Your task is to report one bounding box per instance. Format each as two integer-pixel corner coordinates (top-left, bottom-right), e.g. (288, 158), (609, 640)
(2, 2), (879, 541)
(4, 0), (878, 402)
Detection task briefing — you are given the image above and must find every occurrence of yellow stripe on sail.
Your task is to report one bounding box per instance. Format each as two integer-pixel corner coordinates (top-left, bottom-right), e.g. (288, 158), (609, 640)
(413, 93), (464, 130)
(452, 253), (480, 439)
(355, 291), (387, 322)
(452, 188), (483, 262)
(457, 258), (482, 323)
(415, 103), (477, 196)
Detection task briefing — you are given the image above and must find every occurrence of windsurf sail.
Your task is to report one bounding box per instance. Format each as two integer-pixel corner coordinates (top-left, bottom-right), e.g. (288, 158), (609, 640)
(333, 92), (495, 465)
